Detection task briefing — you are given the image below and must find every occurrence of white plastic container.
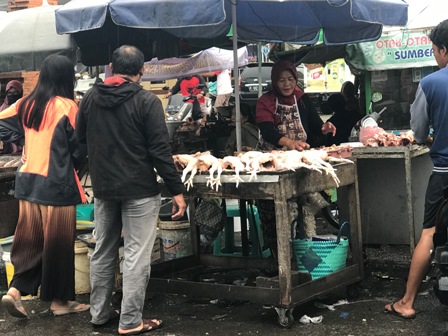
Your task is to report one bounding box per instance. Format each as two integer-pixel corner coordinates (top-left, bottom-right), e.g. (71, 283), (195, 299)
(74, 241), (90, 294)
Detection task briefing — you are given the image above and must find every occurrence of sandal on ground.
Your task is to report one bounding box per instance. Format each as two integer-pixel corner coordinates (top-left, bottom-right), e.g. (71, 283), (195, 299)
(1, 294), (28, 318)
(118, 319), (163, 335)
(51, 301), (90, 316)
(384, 301), (416, 319)
(92, 309), (120, 328)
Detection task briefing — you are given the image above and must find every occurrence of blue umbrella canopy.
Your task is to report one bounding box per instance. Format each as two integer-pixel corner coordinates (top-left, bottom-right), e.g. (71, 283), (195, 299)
(55, 0), (408, 66)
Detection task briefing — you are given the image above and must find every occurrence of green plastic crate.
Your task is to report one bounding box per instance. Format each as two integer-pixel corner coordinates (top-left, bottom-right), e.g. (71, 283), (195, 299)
(76, 204), (94, 221)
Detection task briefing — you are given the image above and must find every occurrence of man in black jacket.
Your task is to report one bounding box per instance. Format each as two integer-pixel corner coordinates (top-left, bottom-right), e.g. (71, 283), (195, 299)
(76, 45), (186, 335)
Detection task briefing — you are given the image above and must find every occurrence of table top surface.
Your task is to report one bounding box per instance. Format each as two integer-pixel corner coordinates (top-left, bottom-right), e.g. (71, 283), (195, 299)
(352, 144), (429, 158)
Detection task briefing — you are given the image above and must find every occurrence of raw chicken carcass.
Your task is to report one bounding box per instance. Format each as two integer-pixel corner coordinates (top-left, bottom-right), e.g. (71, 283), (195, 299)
(257, 152), (281, 171)
(277, 150), (322, 172)
(221, 156), (246, 187)
(181, 157), (199, 191)
(301, 149), (340, 186)
(173, 151), (204, 171)
(173, 154), (194, 171)
(246, 152), (283, 181)
(238, 151), (263, 171)
(195, 153), (223, 190)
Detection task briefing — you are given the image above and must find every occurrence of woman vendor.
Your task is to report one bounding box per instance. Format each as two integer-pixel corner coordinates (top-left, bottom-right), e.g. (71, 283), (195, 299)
(255, 60), (336, 253)
(256, 60), (335, 151)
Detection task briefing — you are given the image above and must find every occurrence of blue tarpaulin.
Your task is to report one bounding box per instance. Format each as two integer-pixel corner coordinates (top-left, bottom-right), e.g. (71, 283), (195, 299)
(55, 0), (408, 65)
(55, 0), (408, 151)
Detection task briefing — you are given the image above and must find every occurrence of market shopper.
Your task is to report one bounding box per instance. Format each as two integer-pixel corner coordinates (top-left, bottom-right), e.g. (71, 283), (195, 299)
(326, 93), (361, 145)
(0, 80), (24, 154)
(0, 55), (89, 318)
(164, 74), (209, 122)
(384, 19), (448, 320)
(341, 80), (362, 119)
(76, 45), (186, 335)
(213, 69), (233, 113)
(255, 59), (336, 252)
(0, 80), (23, 111)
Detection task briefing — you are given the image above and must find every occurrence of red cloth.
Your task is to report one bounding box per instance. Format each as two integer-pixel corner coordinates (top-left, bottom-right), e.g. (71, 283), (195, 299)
(179, 76), (205, 104)
(104, 75), (128, 86)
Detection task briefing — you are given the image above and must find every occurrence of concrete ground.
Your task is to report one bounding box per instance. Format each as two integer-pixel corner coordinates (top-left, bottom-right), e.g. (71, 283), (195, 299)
(1, 245), (448, 336)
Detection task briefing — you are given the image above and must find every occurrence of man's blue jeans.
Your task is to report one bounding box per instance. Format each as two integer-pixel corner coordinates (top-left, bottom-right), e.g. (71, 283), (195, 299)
(90, 195), (161, 330)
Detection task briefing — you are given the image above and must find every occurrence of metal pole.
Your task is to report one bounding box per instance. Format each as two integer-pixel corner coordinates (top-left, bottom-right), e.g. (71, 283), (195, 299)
(258, 43), (263, 98)
(232, 2), (242, 152)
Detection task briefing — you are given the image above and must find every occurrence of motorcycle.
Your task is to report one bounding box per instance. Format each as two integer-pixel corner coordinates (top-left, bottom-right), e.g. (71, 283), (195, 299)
(163, 84), (213, 141)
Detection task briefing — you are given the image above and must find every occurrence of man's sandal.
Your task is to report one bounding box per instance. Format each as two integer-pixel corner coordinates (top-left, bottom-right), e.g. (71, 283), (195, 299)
(384, 301), (416, 319)
(118, 319), (163, 335)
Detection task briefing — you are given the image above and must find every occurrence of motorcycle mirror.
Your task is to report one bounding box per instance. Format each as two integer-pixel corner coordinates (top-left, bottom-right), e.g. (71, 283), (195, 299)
(371, 92), (383, 103)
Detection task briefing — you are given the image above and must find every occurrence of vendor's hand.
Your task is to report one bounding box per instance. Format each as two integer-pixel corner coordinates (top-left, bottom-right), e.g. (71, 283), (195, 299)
(322, 121), (336, 136)
(171, 194), (187, 220)
(286, 139), (310, 151)
(164, 92), (172, 99)
(196, 93), (204, 100)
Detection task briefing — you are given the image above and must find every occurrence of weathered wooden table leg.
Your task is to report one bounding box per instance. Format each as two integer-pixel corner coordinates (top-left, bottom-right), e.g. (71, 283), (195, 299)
(274, 181), (292, 307)
(404, 150), (415, 254)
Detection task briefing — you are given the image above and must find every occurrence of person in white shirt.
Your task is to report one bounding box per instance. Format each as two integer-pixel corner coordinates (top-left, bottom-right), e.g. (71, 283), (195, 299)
(213, 69), (233, 113)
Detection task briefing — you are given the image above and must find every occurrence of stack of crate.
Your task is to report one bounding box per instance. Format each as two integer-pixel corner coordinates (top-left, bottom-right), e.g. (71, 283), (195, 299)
(8, 0), (58, 12)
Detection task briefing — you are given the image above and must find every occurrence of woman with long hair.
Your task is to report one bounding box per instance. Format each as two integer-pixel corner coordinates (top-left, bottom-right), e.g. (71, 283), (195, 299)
(0, 54), (89, 318)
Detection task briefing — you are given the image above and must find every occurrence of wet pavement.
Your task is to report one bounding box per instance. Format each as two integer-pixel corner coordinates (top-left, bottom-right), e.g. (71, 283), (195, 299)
(1, 245), (448, 336)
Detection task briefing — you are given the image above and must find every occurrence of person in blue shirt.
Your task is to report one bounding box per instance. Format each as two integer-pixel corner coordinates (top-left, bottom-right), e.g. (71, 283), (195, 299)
(385, 19), (448, 320)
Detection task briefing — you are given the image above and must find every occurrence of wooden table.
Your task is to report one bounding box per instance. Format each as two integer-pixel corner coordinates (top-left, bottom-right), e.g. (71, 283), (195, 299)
(151, 162), (363, 327)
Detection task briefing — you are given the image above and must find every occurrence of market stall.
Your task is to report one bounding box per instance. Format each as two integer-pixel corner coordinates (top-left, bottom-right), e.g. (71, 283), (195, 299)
(151, 160), (362, 327)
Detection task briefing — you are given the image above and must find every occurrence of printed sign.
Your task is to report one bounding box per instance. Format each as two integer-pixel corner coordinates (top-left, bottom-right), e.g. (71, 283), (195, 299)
(347, 30), (437, 71)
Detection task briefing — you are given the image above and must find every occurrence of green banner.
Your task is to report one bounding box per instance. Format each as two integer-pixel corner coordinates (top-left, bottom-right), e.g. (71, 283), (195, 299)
(347, 30), (437, 71)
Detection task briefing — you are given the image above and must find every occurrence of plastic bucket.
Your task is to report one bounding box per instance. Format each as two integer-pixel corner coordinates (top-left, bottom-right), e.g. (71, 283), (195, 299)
(74, 241), (90, 294)
(159, 201), (188, 221)
(159, 220), (192, 260)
